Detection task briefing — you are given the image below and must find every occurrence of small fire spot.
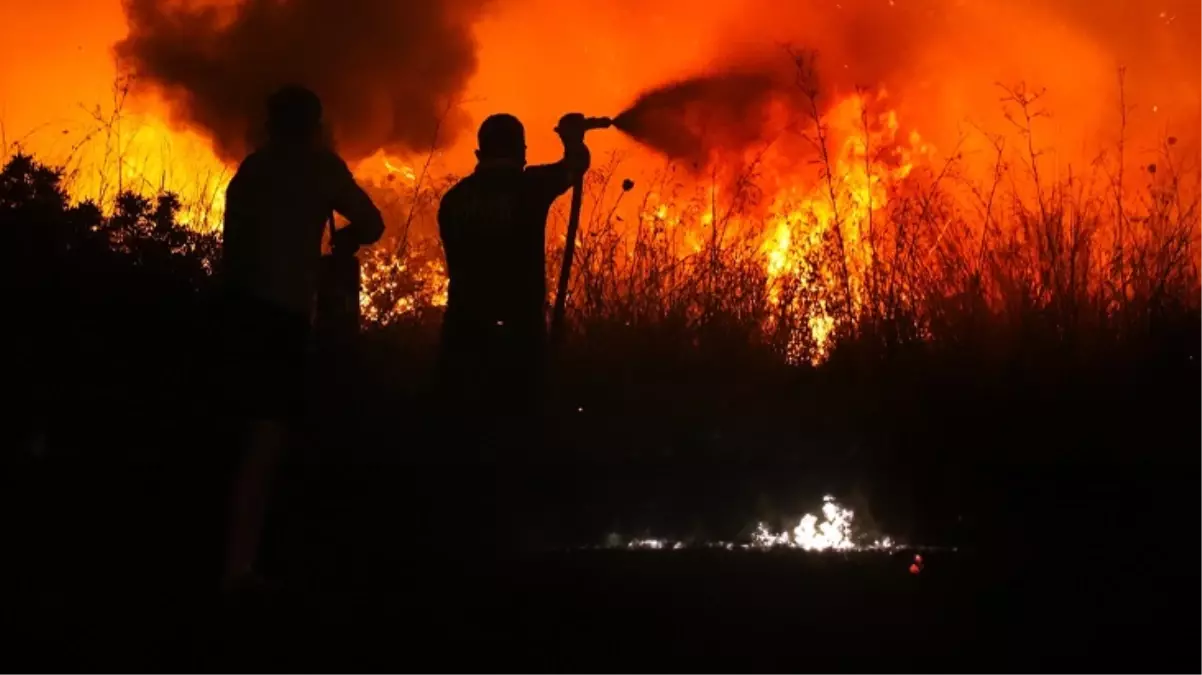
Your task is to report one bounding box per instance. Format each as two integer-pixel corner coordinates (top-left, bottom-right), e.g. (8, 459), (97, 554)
(909, 563), (921, 574)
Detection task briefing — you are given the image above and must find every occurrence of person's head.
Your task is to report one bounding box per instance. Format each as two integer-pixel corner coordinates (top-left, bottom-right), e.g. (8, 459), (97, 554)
(476, 114), (526, 167)
(266, 85), (323, 146)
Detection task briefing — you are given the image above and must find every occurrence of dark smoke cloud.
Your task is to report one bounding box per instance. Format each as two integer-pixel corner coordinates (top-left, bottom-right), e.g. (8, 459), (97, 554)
(613, 71), (797, 168)
(115, 0), (489, 162)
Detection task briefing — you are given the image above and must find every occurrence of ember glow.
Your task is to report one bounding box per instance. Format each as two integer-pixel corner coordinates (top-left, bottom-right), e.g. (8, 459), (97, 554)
(357, 245), (448, 325)
(753, 495), (861, 551)
(3, 0), (1198, 350)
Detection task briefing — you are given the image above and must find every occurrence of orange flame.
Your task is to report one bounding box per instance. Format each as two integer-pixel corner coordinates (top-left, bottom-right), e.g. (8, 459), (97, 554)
(3, 0), (1197, 358)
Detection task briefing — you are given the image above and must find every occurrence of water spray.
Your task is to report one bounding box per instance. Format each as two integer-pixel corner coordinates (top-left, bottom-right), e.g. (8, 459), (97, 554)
(548, 76), (774, 343)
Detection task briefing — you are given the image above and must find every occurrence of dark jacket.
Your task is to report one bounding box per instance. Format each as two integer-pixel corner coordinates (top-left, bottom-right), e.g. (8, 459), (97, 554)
(437, 144), (590, 350)
(223, 143), (383, 318)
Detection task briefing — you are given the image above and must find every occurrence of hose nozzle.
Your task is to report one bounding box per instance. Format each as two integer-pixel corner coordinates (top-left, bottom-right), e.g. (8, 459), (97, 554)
(583, 116), (614, 130)
(556, 114), (616, 137)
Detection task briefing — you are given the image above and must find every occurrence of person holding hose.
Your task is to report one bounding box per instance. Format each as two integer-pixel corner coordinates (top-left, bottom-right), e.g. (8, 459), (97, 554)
(436, 112), (592, 455)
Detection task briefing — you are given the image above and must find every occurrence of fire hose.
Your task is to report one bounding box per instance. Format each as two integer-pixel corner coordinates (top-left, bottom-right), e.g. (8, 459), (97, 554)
(549, 115), (617, 346)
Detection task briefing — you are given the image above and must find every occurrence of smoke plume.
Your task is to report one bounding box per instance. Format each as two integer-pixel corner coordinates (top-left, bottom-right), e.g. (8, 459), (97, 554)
(596, 0), (1198, 171)
(613, 71), (795, 168)
(115, 0), (489, 162)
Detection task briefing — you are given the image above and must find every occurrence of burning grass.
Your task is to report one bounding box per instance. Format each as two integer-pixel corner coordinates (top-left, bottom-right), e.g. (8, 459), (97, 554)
(8, 59), (1197, 371)
(354, 78), (1199, 373)
(612, 495), (899, 552)
(3, 69), (1198, 469)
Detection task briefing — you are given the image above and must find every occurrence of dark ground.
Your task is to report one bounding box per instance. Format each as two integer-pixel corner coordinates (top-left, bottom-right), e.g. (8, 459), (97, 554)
(6, 321), (1199, 672)
(6, 442), (1199, 672)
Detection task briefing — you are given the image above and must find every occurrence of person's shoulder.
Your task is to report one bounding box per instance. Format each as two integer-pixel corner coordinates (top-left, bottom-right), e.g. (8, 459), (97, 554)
(233, 149), (268, 174)
(442, 173), (478, 200)
(307, 147), (351, 173)
(295, 149), (356, 192)
(227, 150), (268, 196)
(438, 175), (485, 221)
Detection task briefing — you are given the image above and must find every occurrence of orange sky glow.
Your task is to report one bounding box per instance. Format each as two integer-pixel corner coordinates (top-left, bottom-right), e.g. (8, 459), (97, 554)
(2, 0), (1198, 232)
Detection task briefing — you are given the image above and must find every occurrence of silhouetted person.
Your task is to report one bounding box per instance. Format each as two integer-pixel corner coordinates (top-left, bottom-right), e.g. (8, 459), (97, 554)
(218, 85), (384, 589)
(436, 113), (591, 454)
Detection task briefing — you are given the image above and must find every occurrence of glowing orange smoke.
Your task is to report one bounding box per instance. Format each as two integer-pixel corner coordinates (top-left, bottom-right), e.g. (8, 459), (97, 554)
(2, 0), (1198, 342)
(7, 0), (1197, 200)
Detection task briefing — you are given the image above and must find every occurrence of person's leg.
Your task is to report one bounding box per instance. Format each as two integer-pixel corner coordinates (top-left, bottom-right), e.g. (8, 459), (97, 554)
(490, 341), (548, 554)
(219, 296), (307, 589)
(223, 418), (287, 587)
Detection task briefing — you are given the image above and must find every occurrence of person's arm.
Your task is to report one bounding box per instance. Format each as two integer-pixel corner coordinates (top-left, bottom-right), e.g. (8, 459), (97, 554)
(327, 154), (385, 252)
(525, 116), (592, 206)
(220, 165), (251, 282)
(436, 193), (457, 274)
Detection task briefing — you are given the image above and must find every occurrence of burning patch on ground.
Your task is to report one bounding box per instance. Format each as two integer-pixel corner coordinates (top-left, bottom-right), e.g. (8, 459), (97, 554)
(606, 495), (901, 552)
